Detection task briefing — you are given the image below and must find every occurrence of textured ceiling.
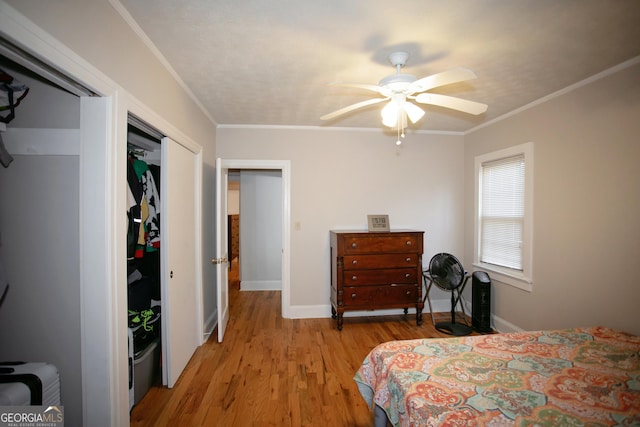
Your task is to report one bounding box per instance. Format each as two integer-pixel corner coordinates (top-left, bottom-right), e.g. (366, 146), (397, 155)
(117, 0), (640, 133)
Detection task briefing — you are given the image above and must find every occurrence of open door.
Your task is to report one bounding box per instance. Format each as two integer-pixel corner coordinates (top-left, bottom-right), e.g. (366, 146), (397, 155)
(161, 137), (202, 388)
(215, 157), (230, 342)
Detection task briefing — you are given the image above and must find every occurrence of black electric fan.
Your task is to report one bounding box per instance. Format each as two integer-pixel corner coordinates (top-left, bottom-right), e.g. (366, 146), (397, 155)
(427, 253), (472, 336)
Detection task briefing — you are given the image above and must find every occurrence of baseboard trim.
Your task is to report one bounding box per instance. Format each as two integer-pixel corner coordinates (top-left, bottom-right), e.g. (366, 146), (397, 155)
(209, 295), (523, 334)
(203, 310), (217, 342)
(240, 280), (282, 291)
(286, 298), (454, 320)
(491, 315), (524, 333)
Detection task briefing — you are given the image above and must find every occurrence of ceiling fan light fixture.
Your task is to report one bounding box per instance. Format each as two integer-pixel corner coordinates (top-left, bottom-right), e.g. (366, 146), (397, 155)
(381, 99), (399, 128)
(404, 102), (425, 124)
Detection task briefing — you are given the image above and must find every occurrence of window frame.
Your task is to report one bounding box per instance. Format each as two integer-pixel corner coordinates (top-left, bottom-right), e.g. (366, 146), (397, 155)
(473, 142), (534, 292)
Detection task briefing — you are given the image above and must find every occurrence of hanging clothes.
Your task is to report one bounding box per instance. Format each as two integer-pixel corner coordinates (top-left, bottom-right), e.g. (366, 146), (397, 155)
(127, 155), (144, 259)
(1, 68), (30, 168)
(132, 157), (161, 251)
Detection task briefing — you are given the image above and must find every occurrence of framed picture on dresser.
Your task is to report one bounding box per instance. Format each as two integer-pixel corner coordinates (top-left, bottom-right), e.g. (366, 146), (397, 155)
(367, 214), (389, 232)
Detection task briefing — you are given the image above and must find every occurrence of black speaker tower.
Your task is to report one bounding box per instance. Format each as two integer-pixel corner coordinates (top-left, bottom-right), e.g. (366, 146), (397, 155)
(472, 271), (492, 333)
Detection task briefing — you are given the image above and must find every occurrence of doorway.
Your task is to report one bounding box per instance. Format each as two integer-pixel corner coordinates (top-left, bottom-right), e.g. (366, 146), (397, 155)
(215, 159), (291, 342)
(229, 169), (283, 292)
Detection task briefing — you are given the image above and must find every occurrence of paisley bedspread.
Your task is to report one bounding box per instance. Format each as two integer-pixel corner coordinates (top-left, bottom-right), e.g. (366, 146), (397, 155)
(354, 326), (640, 426)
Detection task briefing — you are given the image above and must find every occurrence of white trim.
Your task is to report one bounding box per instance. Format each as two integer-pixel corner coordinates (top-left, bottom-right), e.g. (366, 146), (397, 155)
(474, 142), (534, 292)
(2, 128), (80, 155)
(472, 263), (532, 293)
(288, 298), (455, 320)
(0, 2), (113, 97)
(466, 55), (640, 135)
(221, 159), (292, 318)
(240, 280), (282, 291)
(79, 96), (122, 427)
(217, 123), (464, 136)
(125, 96), (202, 155)
(109, 0), (218, 127)
(203, 310), (217, 340)
(491, 315), (525, 333)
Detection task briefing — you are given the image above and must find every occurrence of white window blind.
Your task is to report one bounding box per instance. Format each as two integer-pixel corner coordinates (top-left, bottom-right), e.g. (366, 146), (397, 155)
(480, 154), (525, 270)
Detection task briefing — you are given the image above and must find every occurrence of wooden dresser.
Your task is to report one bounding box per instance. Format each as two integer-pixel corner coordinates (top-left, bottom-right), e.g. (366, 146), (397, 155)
(330, 230), (424, 330)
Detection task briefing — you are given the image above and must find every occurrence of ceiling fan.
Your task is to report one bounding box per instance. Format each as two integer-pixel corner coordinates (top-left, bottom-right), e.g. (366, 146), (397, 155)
(321, 51), (488, 134)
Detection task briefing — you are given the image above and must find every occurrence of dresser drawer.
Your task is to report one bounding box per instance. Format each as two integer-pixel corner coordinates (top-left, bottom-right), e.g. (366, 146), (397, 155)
(330, 230), (425, 329)
(343, 253), (418, 269)
(343, 285), (418, 307)
(342, 268), (417, 286)
(342, 234), (421, 254)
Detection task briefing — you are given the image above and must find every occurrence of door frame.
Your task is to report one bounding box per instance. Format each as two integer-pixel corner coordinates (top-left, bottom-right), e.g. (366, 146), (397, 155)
(219, 159), (291, 319)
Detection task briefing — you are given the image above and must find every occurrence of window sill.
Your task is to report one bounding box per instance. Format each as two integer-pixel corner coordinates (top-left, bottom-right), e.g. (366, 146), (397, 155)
(472, 263), (532, 292)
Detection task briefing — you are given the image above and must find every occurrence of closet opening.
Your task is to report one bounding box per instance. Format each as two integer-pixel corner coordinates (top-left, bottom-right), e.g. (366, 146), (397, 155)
(125, 115), (163, 411)
(0, 46), (95, 427)
(126, 114), (203, 404)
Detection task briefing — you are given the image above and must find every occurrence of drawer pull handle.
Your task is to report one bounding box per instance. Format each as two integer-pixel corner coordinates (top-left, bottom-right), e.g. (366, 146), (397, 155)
(351, 242), (357, 248)
(352, 275), (357, 281)
(406, 240), (412, 246)
(351, 293), (357, 298)
(405, 273), (410, 278)
(406, 291), (411, 295)
(352, 260), (358, 265)
(405, 257), (411, 262)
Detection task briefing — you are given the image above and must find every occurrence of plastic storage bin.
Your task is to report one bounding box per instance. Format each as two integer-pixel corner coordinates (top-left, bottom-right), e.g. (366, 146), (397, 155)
(133, 338), (160, 405)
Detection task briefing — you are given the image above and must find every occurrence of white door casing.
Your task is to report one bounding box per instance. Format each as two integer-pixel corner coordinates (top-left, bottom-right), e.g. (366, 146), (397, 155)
(215, 157), (230, 342)
(215, 158), (291, 333)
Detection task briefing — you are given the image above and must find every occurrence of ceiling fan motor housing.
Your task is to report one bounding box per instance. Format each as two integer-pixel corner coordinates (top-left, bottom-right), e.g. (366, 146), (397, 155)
(380, 51), (417, 92)
(388, 51), (409, 68)
(379, 73), (417, 92)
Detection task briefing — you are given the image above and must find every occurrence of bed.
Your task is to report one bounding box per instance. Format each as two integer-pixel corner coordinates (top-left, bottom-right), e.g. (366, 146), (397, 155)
(354, 326), (640, 426)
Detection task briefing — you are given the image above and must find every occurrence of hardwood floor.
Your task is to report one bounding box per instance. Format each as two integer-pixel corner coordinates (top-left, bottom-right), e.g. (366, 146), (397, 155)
(130, 264), (472, 426)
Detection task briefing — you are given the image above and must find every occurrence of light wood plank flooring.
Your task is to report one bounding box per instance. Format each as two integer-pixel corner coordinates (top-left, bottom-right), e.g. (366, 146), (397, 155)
(130, 265), (472, 426)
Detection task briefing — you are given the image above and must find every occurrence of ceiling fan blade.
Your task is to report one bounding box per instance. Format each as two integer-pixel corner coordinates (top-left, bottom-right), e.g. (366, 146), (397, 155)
(408, 67), (478, 94)
(320, 97), (388, 121)
(414, 93), (488, 115)
(331, 83), (392, 97)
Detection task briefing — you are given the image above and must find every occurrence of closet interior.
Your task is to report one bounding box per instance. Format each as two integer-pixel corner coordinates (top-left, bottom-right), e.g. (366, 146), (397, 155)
(126, 119), (163, 410)
(0, 51), (85, 427)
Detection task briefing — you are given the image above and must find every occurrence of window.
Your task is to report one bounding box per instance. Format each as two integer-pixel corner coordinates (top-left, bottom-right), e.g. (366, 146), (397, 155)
(474, 143), (533, 291)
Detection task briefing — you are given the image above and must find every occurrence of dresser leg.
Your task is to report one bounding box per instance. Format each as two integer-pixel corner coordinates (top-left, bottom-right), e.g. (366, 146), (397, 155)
(403, 308), (408, 315)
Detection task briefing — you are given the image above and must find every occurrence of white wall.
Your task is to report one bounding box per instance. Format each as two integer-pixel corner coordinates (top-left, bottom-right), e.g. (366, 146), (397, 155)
(239, 170), (282, 291)
(464, 60), (640, 336)
(216, 127), (466, 310)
